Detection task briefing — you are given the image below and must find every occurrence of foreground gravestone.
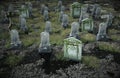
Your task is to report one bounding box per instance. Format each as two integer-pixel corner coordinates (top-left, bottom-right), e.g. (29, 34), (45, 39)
(38, 31), (51, 53)
(71, 2), (82, 18)
(20, 5), (29, 18)
(96, 22), (107, 41)
(64, 37), (82, 61)
(69, 22), (79, 39)
(45, 21), (52, 33)
(81, 18), (94, 32)
(59, 11), (64, 22)
(62, 14), (69, 28)
(19, 15), (28, 33)
(10, 29), (21, 48)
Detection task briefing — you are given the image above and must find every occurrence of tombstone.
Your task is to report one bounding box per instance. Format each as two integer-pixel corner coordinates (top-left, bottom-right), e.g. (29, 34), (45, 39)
(0, 10), (9, 23)
(10, 29), (21, 48)
(106, 13), (114, 27)
(69, 22), (79, 39)
(19, 15), (28, 33)
(60, 5), (65, 12)
(27, 2), (32, 17)
(8, 4), (14, 16)
(58, 0), (62, 11)
(96, 22), (107, 41)
(45, 21), (52, 33)
(38, 31), (51, 53)
(81, 18), (94, 32)
(79, 11), (89, 24)
(62, 14), (69, 28)
(20, 5), (29, 18)
(71, 2), (82, 18)
(59, 11), (64, 22)
(40, 4), (45, 14)
(64, 37), (82, 61)
(43, 10), (49, 21)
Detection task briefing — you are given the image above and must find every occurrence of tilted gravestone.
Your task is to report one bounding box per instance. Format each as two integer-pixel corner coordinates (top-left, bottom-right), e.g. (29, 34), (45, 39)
(64, 37), (82, 61)
(38, 31), (51, 53)
(96, 22), (107, 41)
(81, 18), (94, 32)
(45, 21), (52, 33)
(19, 15), (28, 32)
(43, 10), (49, 21)
(10, 29), (21, 48)
(59, 11), (64, 22)
(69, 22), (79, 39)
(62, 14), (69, 28)
(20, 5), (29, 18)
(71, 2), (82, 18)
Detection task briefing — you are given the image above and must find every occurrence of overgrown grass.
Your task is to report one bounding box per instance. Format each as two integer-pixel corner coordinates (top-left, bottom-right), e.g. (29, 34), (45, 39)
(82, 56), (100, 68)
(110, 35), (120, 41)
(97, 42), (120, 53)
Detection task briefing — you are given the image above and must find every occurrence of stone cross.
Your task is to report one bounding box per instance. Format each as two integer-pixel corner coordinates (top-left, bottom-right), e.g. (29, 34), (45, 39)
(62, 14), (69, 28)
(69, 22), (79, 38)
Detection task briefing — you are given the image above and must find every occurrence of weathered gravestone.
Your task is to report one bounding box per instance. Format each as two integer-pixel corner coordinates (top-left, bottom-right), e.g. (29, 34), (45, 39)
(60, 5), (65, 12)
(81, 18), (94, 32)
(71, 2), (82, 18)
(40, 4), (45, 14)
(19, 15), (28, 33)
(45, 21), (52, 33)
(96, 22), (107, 41)
(0, 10), (9, 23)
(38, 31), (51, 53)
(69, 22), (79, 39)
(79, 11), (89, 24)
(64, 37), (82, 61)
(20, 5), (29, 18)
(27, 2), (32, 17)
(8, 4), (14, 16)
(43, 10), (49, 21)
(57, 0), (62, 11)
(62, 14), (69, 28)
(59, 11), (64, 22)
(106, 13), (114, 27)
(10, 29), (21, 48)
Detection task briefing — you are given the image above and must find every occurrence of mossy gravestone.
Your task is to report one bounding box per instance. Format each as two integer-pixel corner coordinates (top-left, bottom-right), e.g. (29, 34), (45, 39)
(81, 18), (93, 32)
(71, 2), (82, 18)
(20, 5), (29, 18)
(64, 37), (82, 61)
(38, 31), (51, 53)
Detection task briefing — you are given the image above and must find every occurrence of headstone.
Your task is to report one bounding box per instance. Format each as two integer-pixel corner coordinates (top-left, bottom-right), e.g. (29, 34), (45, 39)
(71, 2), (82, 18)
(40, 4), (45, 14)
(43, 10), (49, 21)
(64, 37), (82, 61)
(60, 5), (65, 12)
(59, 11), (64, 22)
(0, 10), (9, 23)
(69, 22), (79, 39)
(20, 5), (29, 18)
(45, 21), (52, 33)
(10, 29), (21, 48)
(27, 2), (32, 17)
(8, 4), (14, 16)
(62, 14), (69, 28)
(19, 15), (28, 32)
(96, 22), (107, 41)
(106, 13), (114, 27)
(58, 0), (62, 11)
(81, 18), (94, 32)
(38, 31), (51, 53)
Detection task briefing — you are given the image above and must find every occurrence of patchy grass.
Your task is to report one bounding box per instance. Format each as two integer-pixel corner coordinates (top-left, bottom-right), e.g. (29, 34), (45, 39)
(80, 32), (96, 43)
(82, 56), (100, 68)
(108, 29), (120, 35)
(110, 35), (120, 41)
(97, 42), (120, 53)
(5, 54), (23, 67)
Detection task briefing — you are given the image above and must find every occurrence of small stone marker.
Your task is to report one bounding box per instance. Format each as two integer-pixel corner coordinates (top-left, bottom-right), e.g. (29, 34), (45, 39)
(45, 21), (52, 33)
(43, 10), (49, 21)
(62, 14), (69, 28)
(59, 11), (64, 22)
(20, 5), (29, 18)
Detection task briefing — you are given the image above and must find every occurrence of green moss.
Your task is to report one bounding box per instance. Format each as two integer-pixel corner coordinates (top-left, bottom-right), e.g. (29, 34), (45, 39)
(98, 42), (120, 53)
(82, 56), (100, 68)
(80, 33), (96, 43)
(5, 54), (23, 67)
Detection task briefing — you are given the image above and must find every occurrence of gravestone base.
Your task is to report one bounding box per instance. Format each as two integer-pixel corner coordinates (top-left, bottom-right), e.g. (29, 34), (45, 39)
(38, 46), (51, 54)
(96, 34), (108, 41)
(10, 43), (22, 50)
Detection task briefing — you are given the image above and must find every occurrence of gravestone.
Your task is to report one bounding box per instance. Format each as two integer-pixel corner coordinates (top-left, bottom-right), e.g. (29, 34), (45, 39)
(64, 37), (82, 61)
(10, 29), (21, 48)
(94, 6), (101, 19)
(19, 15), (28, 33)
(27, 2), (32, 17)
(81, 18), (94, 32)
(79, 11), (89, 24)
(96, 22), (107, 41)
(38, 31), (51, 53)
(60, 5), (65, 12)
(20, 5), (29, 18)
(43, 10), (49, 21)
(62, 14), (69, 28)
(59, 11), (64, 22)
(71, 2), (82, 18)
(58, 0), (62, 11)
(45, 21), (52, 33)
(106, 13), (114, 27)
(69, 22), (79, 39)
(41, 4), (45, 14)
(8, 4), (14, 16)
(0, 10), (9, 23)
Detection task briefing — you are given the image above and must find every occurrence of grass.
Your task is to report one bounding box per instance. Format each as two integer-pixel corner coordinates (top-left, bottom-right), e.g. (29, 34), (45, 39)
(82, 56), (100, 68)
(97, 42), (120, 53)
(110, 35), (120, 41)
